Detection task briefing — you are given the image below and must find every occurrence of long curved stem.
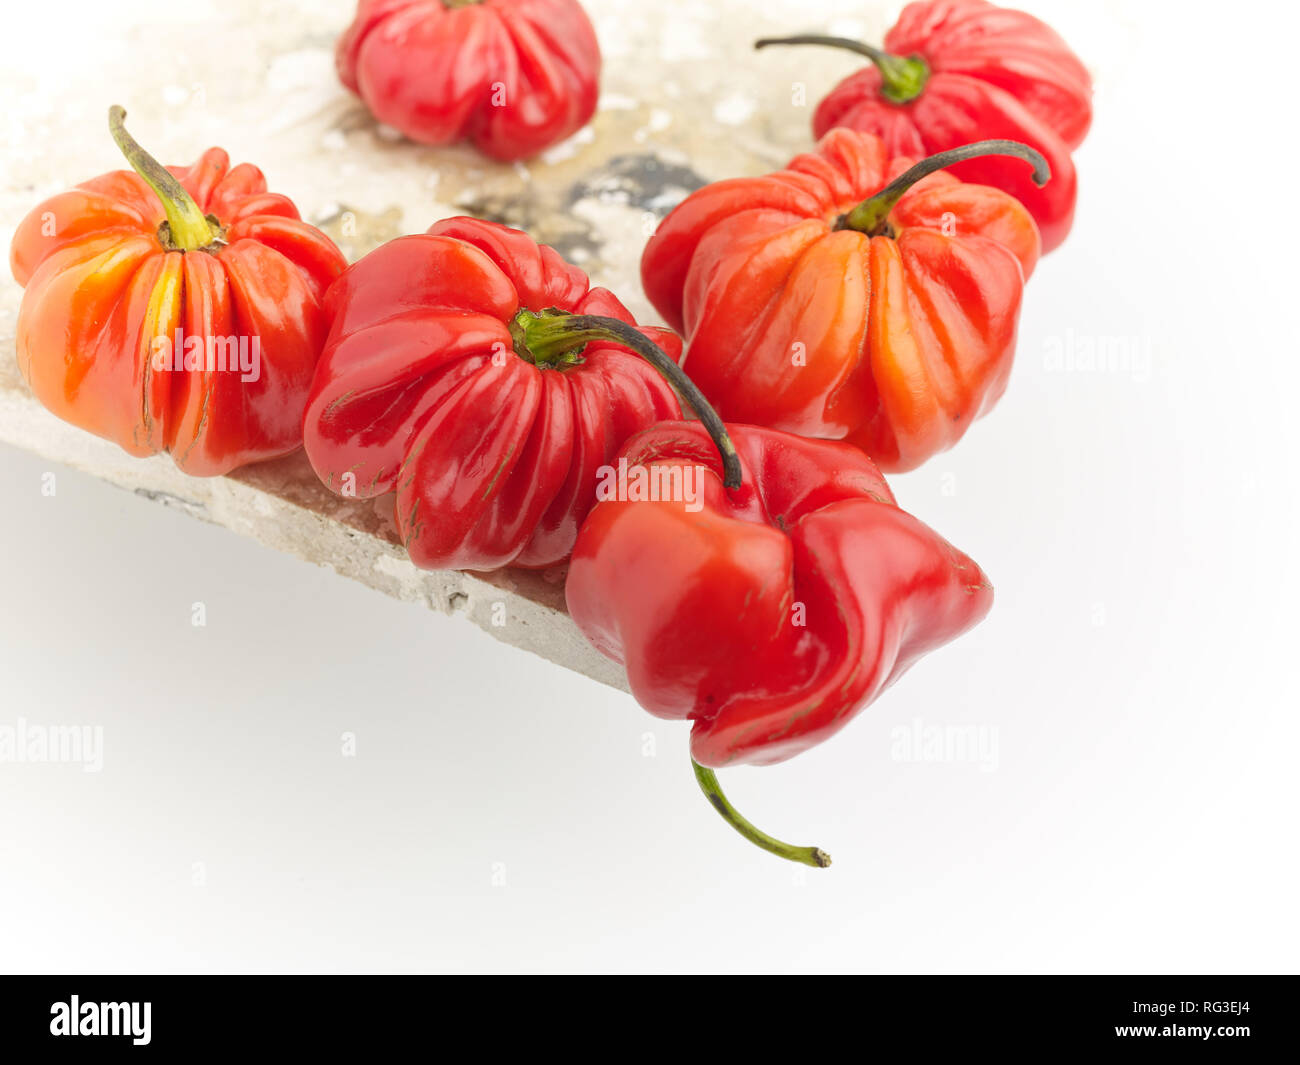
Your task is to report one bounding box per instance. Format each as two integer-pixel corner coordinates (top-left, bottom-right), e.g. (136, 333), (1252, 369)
(514, 309), (741, 490)
(841, 139), (1051, 235)
(693, 760), (831, 868)
(109, 105), (216, 252)
(755, 34), (928, 104)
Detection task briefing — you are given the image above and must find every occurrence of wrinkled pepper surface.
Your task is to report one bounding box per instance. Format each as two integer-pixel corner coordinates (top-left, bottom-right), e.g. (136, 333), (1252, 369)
(302, 217), (727, 572)
(337, 0), (601, 161)
(641, 128), (1045, 472)
(566, 420), (992, 864)
(757, 0), (1091, 250)
(10, 108), (346, 476)
(567, 421), (993, 769)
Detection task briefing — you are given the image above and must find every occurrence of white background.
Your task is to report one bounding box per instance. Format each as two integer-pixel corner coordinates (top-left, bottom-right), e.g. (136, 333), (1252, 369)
(1, 0), (1297, 973)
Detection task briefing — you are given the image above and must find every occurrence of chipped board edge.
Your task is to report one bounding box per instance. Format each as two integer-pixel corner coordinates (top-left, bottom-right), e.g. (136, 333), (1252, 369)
(0, 384), (630, 693)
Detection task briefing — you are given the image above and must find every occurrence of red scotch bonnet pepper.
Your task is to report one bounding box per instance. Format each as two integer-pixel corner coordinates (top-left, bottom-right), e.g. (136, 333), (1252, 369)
(336, 0), (601, 161)
(10, 108), (346, 476)
(641, 128), (1045, 472)
(566, 421), (992, 866)
(302, 217), (735, 572)
(757, 0), (1091, 250)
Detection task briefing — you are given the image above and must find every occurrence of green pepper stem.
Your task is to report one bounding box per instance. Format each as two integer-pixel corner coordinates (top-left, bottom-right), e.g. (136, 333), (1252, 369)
(108, 105), (217, 252)
(513, 309), (742, 490)
(692, 759), (831, 868)
(755, 34), (929, 104)
(840, 139), (1051, 236)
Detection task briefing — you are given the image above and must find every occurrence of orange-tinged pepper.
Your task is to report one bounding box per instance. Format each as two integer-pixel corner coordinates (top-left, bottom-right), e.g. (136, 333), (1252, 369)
(640, 128), (1047, 472)
(10, 107), (346, 475)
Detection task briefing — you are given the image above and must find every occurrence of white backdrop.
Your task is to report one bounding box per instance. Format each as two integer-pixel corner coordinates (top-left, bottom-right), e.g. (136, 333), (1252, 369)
(1, 0), (1297, 973)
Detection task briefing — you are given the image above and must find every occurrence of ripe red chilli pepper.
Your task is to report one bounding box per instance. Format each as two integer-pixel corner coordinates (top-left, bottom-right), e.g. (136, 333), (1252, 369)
(756, 0), (1091, 250)
(641, 128), (1046, 473)
(302, 216), (739, 572)
(10, 107), (346, 476)
(336, 0), (601, 161)
(567, 421), (993, 866)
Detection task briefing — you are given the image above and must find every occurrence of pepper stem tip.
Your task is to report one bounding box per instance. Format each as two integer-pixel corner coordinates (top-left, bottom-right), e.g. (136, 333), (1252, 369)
(692, 758), (831, 869)
(108, 104), (217, 252)
(841, 138), (1050, 235)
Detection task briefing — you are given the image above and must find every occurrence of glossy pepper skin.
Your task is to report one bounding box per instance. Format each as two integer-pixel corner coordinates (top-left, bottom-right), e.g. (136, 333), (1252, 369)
(566, 422), (993, 767)
(759, 0), (1090, 250)
(11, 109), (346, 476)
(302, 217), (684, 572)
(337, 0), (601, 161)
(640, 128), (1041, 473)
